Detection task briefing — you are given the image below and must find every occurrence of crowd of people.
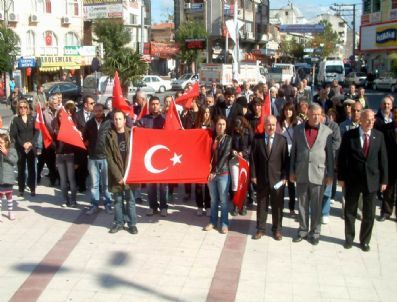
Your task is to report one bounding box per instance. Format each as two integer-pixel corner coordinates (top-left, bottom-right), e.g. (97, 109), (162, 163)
(0, 76), (396, 252)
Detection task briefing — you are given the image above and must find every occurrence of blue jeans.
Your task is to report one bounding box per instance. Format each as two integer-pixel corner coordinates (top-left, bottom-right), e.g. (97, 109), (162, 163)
(113, 189), (137, 227)
(88, 159), (112, 206)
(208, 174), (230, 227)
(322, 184), (333, 217)
(148, 184), (168, 210)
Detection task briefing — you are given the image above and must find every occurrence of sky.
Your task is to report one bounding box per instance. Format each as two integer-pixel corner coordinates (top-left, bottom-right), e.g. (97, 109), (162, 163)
(151, 0), (362, 28)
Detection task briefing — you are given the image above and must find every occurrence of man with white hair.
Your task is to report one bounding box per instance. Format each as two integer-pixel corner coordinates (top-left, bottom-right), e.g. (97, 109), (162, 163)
(338, 109), (388, 251)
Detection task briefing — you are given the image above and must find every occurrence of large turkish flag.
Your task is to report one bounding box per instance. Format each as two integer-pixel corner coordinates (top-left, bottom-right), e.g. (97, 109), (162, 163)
(124, 128), (212, 183)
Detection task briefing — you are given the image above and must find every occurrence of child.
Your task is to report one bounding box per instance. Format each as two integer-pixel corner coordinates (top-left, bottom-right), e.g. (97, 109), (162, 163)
(0, 133), (18, 220)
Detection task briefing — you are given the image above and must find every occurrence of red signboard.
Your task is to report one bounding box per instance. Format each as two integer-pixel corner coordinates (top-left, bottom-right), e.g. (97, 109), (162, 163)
(185, 39), (206, 50)
(150, 42), (179, 59)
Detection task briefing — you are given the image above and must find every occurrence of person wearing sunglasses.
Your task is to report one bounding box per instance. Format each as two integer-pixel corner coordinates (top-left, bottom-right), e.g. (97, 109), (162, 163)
(9, 99), (38, 197)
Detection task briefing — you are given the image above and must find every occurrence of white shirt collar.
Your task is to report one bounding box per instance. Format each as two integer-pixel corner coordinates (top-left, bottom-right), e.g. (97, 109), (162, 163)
(359, 127), (371, 137)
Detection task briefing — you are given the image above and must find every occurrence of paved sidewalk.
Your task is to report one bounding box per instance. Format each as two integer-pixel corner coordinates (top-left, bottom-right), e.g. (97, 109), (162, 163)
(0, 181), (396, 302)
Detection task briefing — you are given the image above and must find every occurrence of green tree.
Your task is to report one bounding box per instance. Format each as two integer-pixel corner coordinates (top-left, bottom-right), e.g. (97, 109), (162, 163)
(311, 20), (340, 59)
(279, 37), (305, 62)
(175, 20), (207, 73)
(0, 26), (20, 73)
(93, 20), (147, 95)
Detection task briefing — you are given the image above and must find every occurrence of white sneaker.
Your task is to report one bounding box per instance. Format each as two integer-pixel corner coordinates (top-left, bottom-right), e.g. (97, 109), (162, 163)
(197, 208), (204, 216)
(86, 206), (98, 215)
(322, 216), (329, 224)
(160, 208), (168, 217)
(205, 208), (211, 217)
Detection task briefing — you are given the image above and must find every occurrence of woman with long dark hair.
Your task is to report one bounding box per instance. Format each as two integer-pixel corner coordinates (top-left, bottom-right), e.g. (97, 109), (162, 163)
(10, 99), (38, 197)
(204, 116), (232, 234)
(278, 102), (300, 216)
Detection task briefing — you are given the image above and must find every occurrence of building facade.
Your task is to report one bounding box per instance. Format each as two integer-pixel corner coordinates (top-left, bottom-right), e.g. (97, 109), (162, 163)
(360, 0), (397, 74)
(174, 0), (269, 65)
(1, 0), (84, 92)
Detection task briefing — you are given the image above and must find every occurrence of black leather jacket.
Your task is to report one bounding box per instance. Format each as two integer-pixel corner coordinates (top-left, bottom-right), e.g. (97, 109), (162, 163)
(211, 134), (232, 175)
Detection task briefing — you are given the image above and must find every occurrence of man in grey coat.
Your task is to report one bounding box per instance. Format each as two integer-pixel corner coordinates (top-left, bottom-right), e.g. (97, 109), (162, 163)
(290, 103), (334, 245)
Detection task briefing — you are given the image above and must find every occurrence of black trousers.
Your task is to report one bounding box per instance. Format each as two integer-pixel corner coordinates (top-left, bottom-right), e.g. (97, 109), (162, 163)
(381, 179), (396, 217)
(195, 184), (210, 209)
(75, 151), (88, 191)
(257, 184), (284, 232)
(345, 184), (376, 245)
(17, 148), (36, 193)
(287, 180), (296, 211)
(37, 146), (58, 185)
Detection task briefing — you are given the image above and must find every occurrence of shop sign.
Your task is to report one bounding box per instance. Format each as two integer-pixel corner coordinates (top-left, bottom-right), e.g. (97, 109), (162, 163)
(64, 46), (96, 56)
(83, 0), (121, 5)
(17, 57), (36, 68)
(266, 41), (279, 50)
(150, 42), (179, 59)
(390, 9), (397, 20)
(39, 56), (81, 68)
(83, 4), (123, 19)
(191, 3), (204, 12)
(376, 25), (397, 47)
(360, 22), (397, 51)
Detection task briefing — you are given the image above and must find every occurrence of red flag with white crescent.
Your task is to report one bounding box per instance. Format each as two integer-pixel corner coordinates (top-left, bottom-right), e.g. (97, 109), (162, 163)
(124, 128), (212, 183)
(255, 90), (271, 134)
(57, 108), (86, 150)
(137, 101), (149, 120)
(175, 82), (200, 109)
(232, 156), (250, 210)
(34, 103), (53, 149)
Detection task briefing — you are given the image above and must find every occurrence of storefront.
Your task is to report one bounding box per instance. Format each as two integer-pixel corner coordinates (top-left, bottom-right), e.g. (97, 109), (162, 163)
(360, 21), (397, 74)
(37, 55), (81, 84)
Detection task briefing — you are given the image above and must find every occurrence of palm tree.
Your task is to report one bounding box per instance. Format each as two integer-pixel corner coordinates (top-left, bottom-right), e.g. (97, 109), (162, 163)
(94, 20), (148, 95)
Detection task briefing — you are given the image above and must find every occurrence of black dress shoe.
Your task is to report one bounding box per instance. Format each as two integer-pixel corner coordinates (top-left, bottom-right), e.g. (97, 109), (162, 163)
(311, 237), (320, 245)
(293, 235), (306, 243)
(18, 191), (24, 197)
(377, 215), (389, 222)
(344, 242), (353, 249)
(31, 191), (36, 197)
(109, 224), (124, 234)
(360, 243), (370, 252)
(126, 226), (138, 234)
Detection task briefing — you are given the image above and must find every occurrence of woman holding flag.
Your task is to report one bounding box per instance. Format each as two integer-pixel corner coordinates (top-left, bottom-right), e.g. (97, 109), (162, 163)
(204, 116), (232, 234)
(51, 101), (79, 208)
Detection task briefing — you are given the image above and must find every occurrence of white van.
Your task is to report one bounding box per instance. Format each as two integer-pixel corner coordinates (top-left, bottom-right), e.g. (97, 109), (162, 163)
(271, 63), (295, 83)
(317, 60), (345, 85)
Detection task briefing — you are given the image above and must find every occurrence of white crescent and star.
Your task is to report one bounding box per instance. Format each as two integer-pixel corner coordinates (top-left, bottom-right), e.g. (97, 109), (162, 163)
(239, 168), (248, 189)
(144, 145), (183, 174)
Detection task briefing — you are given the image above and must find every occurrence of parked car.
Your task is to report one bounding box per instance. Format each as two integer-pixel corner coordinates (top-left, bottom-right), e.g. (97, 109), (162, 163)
(373, 72), (397, 92)
(345, 72), (367, 86)
(81, 73), (155, 109)
(42, 81), (81, 104)
(171, 73), (199, 90)
(142, 75), (172, 93)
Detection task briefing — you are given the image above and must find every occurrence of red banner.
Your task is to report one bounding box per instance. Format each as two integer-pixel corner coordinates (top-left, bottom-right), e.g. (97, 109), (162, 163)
(35, 104), (53, 149)
(57, 108), (86, 150)
(124, 128), (212, 183)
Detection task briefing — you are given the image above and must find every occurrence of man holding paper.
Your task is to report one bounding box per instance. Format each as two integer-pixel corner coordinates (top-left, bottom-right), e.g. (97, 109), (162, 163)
(251, 115), (289, 240)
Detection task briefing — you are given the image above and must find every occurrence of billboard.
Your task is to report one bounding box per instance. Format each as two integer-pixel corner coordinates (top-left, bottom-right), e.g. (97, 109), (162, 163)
(360, 22), (397, 52)
(83, 0), (123, 20)
(279, 24), (325, 33)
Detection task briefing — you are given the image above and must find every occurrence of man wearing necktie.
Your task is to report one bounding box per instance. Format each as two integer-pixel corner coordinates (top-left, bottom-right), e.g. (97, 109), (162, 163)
(338, 109), (388, 252)
(251, 115), (288, 240)
(290, 103), (334, 245)
(374, 95), (396, 222)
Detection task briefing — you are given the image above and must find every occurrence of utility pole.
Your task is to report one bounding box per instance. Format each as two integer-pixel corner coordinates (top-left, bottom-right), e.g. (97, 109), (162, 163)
(330, 3), (357, 69)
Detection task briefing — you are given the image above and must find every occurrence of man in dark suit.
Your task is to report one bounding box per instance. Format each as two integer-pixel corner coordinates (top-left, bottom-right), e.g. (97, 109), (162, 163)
(338, 109), (388, 252)
(374, 95), (396, 221)
(251, 115), (289, 240)
(74, 95), (95, 192)
(213, 88), (244, 131)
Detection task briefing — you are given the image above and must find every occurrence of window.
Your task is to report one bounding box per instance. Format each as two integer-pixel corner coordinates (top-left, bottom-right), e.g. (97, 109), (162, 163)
(45, 0), (51, 13)
(67, 0), (79, 16)
(130, 14), (138, 25)
(363, 0), (371, 13)
(65, 32), (80, 46)
(40, 31), (58, 55)
(372, 0), (381, 12)
(26, 30), (35, 56)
